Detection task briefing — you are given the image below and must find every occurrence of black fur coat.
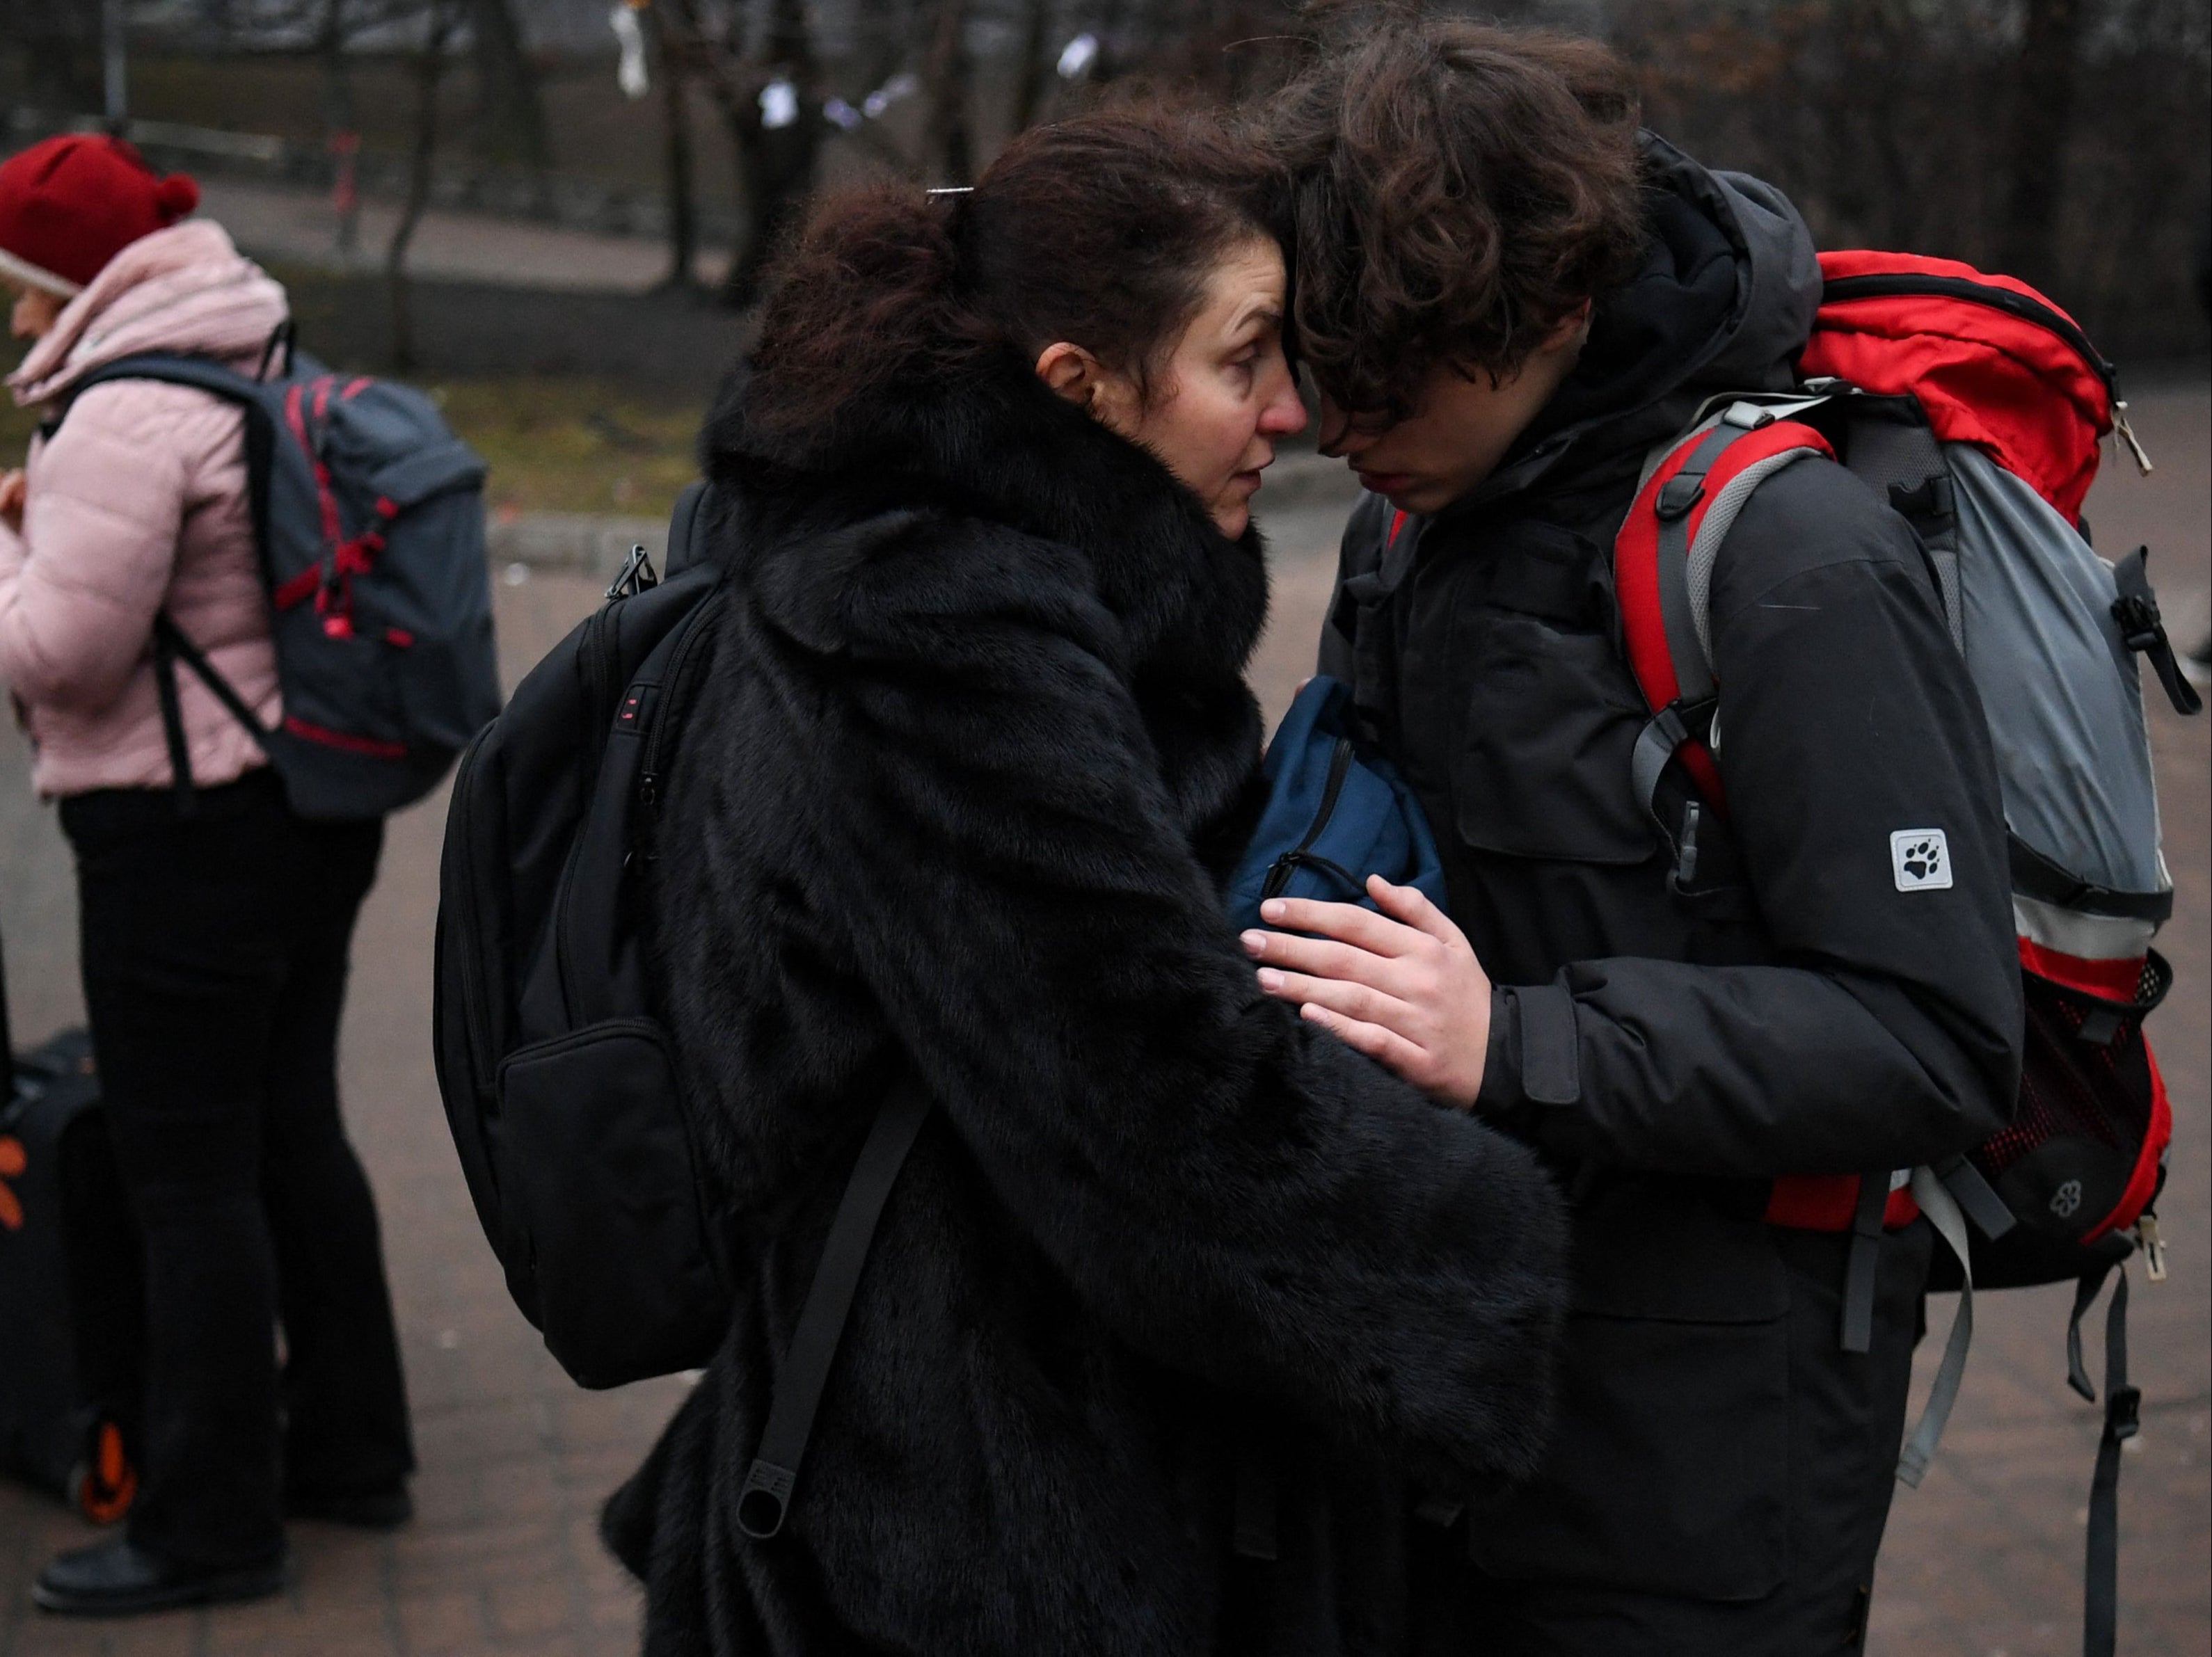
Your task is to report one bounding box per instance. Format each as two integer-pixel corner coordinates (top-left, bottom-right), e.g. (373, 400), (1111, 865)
(602, 346), (1568, 1655)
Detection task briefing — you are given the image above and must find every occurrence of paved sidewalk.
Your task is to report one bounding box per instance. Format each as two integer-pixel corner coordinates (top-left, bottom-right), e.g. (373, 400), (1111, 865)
(0, 390), (2204, 1655)
(193, 177), (725, 296)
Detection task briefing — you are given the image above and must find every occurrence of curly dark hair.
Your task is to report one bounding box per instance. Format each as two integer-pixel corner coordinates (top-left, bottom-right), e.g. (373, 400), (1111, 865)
(743, 111), (1287, 440)
(1266, 17), (1650, 420)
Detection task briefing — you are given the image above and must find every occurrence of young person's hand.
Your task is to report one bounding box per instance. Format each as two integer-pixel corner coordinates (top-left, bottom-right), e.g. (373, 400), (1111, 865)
(0, 470), (25, 535)
(1241, 876), (1493, 1108)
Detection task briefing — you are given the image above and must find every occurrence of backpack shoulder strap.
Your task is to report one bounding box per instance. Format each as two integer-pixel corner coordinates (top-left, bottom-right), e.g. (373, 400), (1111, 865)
(738, 1075), (932, 1539)
(1614, 401), (1835, 822)
(1326, 495), (1424, 749)
(47, 352), (266, 431)
(47, 360), (281, 774)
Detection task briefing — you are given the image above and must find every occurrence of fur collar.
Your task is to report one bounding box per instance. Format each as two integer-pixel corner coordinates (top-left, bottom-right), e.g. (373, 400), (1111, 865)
(702, 345), (1271, 696)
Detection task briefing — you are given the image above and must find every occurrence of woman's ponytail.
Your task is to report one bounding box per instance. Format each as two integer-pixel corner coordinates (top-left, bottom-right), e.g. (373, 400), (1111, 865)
(746, 186), (974, 439)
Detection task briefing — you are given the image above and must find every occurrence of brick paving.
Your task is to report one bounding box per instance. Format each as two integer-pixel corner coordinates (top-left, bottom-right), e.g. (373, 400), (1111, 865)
(0, 390), (2204, 1654)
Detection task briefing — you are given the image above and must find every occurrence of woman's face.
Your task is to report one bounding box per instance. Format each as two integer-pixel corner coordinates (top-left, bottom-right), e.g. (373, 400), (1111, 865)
(8, 281), (65, 343)
(1040, 236), (1308, 539)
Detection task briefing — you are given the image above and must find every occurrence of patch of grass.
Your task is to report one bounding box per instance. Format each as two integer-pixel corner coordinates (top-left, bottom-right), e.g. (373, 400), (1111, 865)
(433, 378), (706, 519)
(3, 374), (706, 520)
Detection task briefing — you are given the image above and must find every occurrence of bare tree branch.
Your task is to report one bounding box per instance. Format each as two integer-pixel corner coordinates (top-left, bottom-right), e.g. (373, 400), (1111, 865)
(388, 0), (458, 371)
(921, 0), (973, 186)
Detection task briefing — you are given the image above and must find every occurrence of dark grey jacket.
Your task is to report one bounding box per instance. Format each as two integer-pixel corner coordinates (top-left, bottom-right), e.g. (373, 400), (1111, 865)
(605, 340), (1569, 1655)
(1321, 136), (2023, 1612)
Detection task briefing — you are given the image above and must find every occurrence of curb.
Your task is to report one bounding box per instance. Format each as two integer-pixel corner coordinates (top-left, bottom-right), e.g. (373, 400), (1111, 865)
(486, 511), (669, 579)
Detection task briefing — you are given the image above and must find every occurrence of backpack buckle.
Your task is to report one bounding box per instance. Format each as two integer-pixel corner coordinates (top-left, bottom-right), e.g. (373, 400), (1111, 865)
(2111, 589), (2163, 653)
(2136, 1212), (2167, 1282)
(2106, 1382), (2142, 1442)
(738, 1459), (795, 1539)
(607, 544), (662, 602)
(1656, 474), (1704, 520)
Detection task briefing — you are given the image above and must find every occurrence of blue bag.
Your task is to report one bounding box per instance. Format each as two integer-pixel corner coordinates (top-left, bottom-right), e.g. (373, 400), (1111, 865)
(1224, 676), (1449, 932)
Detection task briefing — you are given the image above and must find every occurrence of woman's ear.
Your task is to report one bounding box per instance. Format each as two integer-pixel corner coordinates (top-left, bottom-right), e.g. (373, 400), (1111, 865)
(1034, 341), (1101, 408)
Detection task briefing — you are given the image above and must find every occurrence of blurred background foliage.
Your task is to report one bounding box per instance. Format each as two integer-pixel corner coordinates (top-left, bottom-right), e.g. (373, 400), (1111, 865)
(3, 0), (2206, 516)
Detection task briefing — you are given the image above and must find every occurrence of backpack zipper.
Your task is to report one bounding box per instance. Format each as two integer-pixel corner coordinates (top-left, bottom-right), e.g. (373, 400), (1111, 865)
(1822, 273), (2115, 388)
(577, 602), (625, 802)
(1262, 737), (1356, 901)
(1820, 272), (2151, 474)
(635, 597), (721, 821)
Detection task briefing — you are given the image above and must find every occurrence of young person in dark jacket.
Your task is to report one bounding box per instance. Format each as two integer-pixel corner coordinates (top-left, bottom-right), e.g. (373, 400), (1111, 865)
(1251, 24), (2025, 1656)
(600, 113), (1570, 1656)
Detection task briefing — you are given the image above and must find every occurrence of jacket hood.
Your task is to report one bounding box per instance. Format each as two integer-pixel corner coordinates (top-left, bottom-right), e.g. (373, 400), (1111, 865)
(9, 218), (288, 406)
(706, 343), (1272, 693)
(1471, 131), (1821, 508)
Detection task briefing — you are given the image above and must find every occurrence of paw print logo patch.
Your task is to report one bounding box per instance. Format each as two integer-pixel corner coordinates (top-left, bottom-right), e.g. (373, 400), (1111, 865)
(1890, 828), (1952, 892)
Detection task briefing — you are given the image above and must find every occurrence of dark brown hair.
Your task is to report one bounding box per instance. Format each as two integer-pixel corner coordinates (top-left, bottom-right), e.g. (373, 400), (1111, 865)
(745, 112), (1285, 438)
(1267, 17), (1648, 419)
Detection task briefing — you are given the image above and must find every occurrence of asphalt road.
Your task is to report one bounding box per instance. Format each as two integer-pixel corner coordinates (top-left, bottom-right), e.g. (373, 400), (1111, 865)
(0, 387), (2204, 1656)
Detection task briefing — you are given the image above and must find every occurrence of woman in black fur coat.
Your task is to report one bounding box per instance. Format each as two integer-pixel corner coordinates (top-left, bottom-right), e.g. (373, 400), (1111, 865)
(603, 114), (1568, 1655)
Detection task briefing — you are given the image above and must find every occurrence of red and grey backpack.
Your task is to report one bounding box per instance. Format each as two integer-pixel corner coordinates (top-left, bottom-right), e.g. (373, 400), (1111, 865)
(51, 325), (502, 821)
(1613, 250), (2197, 1656)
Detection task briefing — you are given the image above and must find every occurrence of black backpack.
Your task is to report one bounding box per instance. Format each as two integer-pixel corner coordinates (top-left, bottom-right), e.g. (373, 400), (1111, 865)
(431, 485), (925, 1539)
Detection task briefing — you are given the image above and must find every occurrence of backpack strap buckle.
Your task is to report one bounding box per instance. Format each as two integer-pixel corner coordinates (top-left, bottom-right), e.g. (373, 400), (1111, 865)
(607, 543), (662, 602)
(2110, 545), (2203, 716)
(1655, 472), (1705, 520)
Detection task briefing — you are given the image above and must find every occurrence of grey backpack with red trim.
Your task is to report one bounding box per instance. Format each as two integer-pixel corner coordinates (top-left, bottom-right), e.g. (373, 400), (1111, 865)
(57, 329), (500, 820)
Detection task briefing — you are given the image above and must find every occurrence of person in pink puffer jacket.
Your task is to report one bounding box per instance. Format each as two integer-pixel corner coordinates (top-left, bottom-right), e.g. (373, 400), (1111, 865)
(0, 134), (413, 1618)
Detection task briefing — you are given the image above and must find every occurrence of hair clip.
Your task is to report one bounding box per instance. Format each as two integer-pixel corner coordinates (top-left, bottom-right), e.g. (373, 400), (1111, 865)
(925, 186), (974, 197)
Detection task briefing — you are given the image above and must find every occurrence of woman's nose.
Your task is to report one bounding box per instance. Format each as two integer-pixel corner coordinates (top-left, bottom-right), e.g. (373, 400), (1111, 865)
(1259, 371), (1307, 438)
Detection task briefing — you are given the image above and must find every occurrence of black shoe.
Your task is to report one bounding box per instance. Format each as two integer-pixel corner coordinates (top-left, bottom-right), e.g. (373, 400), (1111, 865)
(33, 1538), (286, 1617)
(285, 1484), (413, 1529)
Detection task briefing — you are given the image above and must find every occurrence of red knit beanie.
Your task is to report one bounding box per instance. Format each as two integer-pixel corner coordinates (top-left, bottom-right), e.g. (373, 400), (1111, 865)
(0, 135), (201, 297)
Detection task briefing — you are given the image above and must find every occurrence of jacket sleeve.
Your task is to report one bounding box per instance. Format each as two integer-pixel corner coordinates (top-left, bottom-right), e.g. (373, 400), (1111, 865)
(0, 383), (221, 712)
(820, 517), (1567, 1484)
(1476, 459), (2023, 1177)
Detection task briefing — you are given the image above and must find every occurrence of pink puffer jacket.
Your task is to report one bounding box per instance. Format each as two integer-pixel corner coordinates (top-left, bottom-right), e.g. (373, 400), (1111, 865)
(0, 218), (287, 799)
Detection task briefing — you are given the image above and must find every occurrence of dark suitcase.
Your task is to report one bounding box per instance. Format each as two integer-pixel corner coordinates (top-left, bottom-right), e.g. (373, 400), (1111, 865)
(0, 955), (143, 1523)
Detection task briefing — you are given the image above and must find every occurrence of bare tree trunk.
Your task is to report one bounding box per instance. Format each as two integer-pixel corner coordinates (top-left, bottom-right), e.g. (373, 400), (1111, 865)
(1009, 0), (1055, 137)
(7, 0), (97, 111)
(389, 0), (457, 373)
(652, 6), (700, 292)
(2002, 0), (2085, 289)
(921, 0), (973, 186)
(717, 0), (821, 307)
(319, 0), (361, 257)
(466, 0), (550, 197)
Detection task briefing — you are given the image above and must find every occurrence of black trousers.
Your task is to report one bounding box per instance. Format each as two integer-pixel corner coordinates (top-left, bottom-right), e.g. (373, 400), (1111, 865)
(61, 769), (413, 1569)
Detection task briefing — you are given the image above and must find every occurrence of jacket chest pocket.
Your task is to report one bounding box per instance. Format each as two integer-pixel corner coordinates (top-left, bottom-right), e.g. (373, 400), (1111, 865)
(1422, 525), (1656, 866)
